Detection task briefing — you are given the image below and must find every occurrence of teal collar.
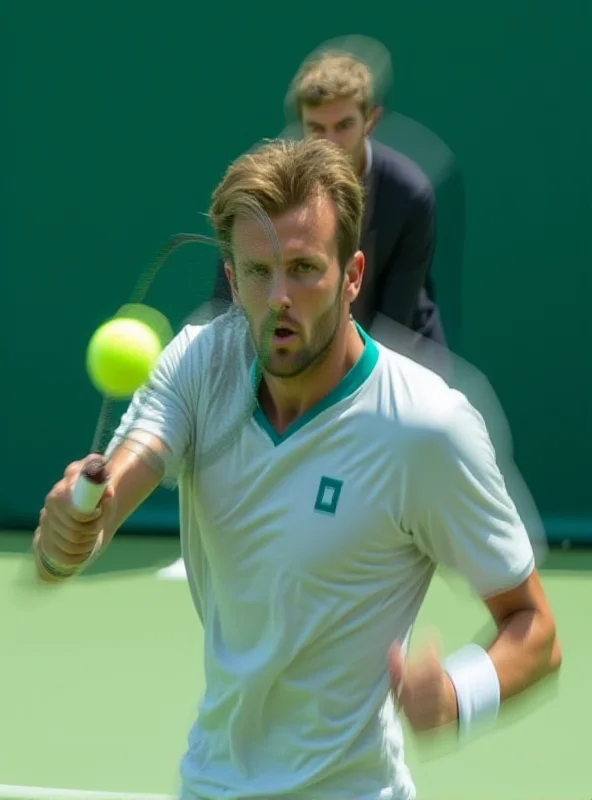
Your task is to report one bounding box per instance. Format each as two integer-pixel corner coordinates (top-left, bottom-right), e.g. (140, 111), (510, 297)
(251, 324), (379, 446)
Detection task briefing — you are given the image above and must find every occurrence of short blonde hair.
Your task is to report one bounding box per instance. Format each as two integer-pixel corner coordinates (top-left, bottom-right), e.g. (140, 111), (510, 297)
(209, 138), (363, 269)
(289, 51), (374, 119)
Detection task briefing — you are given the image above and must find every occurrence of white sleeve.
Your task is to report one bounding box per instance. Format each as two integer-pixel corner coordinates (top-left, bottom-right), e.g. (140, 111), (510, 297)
(404, 391), (536, 598)
(105, 326), (198, 486)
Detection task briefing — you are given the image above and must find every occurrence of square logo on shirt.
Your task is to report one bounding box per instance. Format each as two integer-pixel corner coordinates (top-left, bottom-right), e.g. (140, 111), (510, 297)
(314, 476), (343, 516)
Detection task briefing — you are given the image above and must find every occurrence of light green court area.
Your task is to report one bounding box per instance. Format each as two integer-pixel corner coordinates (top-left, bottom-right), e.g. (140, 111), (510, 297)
(1, 534), (589, 800)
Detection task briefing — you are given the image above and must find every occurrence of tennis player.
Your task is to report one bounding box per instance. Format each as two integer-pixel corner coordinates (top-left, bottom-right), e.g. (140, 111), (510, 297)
(161, 47), (453, 584)
(34, 138), (561, 800)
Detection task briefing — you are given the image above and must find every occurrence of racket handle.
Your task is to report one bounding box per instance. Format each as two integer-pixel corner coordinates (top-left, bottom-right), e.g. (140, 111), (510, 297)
(71, 457), (109, 514)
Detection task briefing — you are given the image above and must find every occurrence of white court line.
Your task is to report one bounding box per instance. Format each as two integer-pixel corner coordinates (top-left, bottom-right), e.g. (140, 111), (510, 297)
(0, 785), (399, 800)
(0, 786), (175, 800)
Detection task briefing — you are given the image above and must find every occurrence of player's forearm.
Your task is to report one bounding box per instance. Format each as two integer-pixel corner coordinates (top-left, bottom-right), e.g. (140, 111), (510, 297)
(100, 433), (167, 545)
(487, 608), (562, 702)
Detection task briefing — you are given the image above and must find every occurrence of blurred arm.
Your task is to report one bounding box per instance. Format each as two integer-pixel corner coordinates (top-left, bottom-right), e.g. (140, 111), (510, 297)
(100, 431), (170, 546)
(483, 571), (561, 702)
(33, 432), (170, 581)
(409, 392), (561, 705)
(35, 328), (196, 581)
(98, 325), (197, 545)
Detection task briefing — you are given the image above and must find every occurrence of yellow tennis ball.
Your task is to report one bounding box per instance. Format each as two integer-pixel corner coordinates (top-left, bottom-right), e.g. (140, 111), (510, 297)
(86, 317), (162, 398)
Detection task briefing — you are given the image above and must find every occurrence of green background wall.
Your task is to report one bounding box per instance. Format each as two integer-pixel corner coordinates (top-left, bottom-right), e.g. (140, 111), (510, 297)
(2, 1), (590, 541)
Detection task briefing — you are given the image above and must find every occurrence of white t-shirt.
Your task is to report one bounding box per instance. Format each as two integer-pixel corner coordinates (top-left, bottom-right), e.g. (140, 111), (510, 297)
(108, 310), (535, 800)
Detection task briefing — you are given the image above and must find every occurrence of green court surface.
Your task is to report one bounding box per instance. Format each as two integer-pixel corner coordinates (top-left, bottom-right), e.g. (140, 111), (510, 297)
(1, 533), (590, 800)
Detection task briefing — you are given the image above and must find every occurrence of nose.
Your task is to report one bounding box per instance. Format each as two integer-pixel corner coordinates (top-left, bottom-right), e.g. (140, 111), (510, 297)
(324, 131), (341, 146)
(268, 272), (291, 312)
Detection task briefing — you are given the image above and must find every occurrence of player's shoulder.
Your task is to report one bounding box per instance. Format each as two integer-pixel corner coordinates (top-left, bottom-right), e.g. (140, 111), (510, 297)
(156, 305), (252, 389)
(370, 139), (434, 203)
(170, 305), (250, 355)
(375, 343), (481, 444)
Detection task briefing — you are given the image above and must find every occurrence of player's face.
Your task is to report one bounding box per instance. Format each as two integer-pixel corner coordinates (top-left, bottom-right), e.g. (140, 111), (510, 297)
(301, 99), (370, 171)
(227, 197), (363, 378)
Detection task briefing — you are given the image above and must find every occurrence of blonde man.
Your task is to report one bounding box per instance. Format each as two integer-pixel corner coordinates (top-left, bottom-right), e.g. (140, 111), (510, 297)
(36, 139), (560, 800)
(212, 50), (448, 365)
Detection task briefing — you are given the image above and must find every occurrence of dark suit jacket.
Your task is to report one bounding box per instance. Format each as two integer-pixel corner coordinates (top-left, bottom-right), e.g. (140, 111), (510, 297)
(211, 138), (446, 351)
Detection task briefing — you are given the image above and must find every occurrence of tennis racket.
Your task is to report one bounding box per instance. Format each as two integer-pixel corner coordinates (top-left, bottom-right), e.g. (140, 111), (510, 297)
(66, 232), (220, 517)
(67, 201), (282, 516)
(9, 198), (284, 602)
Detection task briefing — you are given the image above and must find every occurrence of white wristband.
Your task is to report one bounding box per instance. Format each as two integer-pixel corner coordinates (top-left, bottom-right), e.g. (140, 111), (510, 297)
(443, 644), (500, 738)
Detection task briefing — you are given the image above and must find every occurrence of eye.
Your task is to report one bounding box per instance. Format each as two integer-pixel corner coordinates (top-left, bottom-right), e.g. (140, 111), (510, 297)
(247, 264), (270, 278)
(296, 262), (315, 273)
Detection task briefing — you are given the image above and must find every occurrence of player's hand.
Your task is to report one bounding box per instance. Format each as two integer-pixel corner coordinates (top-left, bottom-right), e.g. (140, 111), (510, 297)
(34, 455), (115, 582)
(388, 638), (458, 733)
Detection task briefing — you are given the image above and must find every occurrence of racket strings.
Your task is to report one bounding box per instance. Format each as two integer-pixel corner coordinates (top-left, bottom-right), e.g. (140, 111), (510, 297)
(128, 233), (218, 306)
(233, 199), (283, 387)
(198, 201), (283, 469)
(88, 233), (216, 456)
(90, 397), (113, 455)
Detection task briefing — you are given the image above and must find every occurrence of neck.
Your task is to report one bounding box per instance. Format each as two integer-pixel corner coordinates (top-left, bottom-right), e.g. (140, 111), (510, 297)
(260, 318), (365, 435)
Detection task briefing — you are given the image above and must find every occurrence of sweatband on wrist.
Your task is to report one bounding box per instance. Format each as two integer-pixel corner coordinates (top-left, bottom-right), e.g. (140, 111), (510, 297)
(37, 547), (80, 579)
(443, 644), (500, 737)
(36, 534), (103, 580)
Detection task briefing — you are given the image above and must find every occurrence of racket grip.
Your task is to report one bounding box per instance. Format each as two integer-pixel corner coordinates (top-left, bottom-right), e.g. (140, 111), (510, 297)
(71, 457), (109, 514)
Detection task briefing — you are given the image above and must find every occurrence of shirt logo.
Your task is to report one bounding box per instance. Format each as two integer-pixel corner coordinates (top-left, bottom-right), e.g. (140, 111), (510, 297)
(314, 476), (343, 516)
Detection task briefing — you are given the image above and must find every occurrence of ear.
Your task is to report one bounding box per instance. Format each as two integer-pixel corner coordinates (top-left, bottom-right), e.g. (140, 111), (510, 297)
(343, 251), (365, 304)
(224, 262), (241, 307)
(365, 105), (383, 136)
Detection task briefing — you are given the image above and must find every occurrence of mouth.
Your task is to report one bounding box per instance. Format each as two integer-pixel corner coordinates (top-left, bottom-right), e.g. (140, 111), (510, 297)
(271, 325), (298, 344)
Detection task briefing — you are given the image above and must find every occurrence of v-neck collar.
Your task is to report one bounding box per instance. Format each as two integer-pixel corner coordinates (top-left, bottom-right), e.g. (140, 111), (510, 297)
(250, 324), (379, 446)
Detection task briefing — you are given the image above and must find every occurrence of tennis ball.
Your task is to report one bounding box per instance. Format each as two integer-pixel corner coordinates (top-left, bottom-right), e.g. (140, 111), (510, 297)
(86, 317), (162, 398)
